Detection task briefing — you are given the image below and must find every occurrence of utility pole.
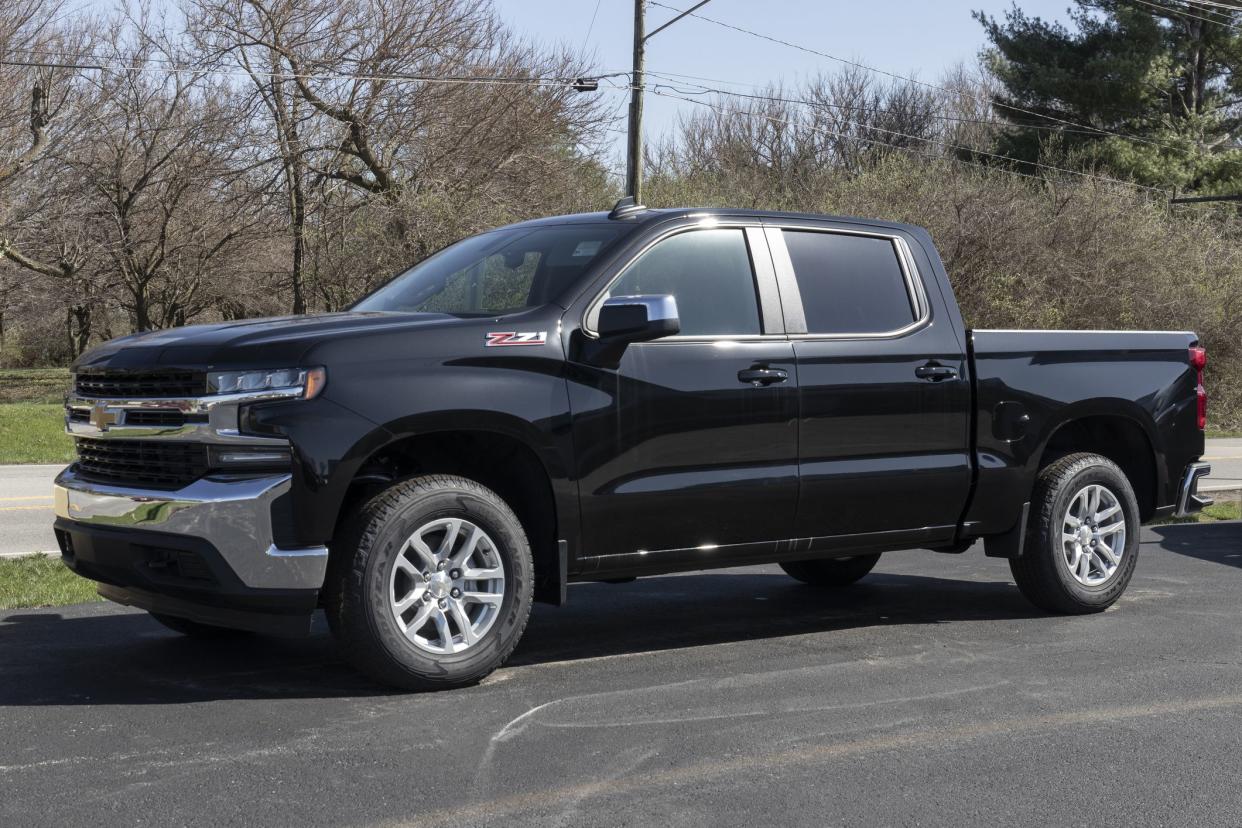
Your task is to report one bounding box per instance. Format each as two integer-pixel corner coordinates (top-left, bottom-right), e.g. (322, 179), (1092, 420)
(625, 0), (713, 203)
(626, 0), (646, 202)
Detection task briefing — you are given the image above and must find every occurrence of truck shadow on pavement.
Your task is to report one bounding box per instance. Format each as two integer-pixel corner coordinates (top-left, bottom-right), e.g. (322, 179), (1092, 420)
(1148, 521), (1242, 570)
(1, 569), (1043, 706)
(5, 525), (1237, 706)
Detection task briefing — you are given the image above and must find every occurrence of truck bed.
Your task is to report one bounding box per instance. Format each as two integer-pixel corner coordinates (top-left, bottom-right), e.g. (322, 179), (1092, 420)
(965, 329), (1204, 537)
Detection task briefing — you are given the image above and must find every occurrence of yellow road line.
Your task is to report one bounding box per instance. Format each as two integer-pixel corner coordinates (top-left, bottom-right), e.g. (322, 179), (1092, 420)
(0, 495), (53, 502)
(0, 505), (51, 512)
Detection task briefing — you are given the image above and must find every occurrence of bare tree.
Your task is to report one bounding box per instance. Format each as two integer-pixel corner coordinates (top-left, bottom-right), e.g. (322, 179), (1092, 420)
(0, 1), (96, 275)
(67, 20), (264, 331)
(186, 0), (611, 312)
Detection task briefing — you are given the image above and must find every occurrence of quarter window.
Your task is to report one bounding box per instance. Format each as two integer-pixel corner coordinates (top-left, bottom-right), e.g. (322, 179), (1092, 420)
(782, 230), (917, 335)
(605, 229), (762, 336)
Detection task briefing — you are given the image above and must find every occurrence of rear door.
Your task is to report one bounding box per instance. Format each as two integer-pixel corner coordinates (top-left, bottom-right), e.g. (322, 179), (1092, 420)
(567, 222), (799, 567)
(766, 222), (972, 547)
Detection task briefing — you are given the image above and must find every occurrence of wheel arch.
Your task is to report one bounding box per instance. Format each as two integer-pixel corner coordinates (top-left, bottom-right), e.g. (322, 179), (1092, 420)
(329, 412), (575, 605)
(1033, 403), (1164, 521)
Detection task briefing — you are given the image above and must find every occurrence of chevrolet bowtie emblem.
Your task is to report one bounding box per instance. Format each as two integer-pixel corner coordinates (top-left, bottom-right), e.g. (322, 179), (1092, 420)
(89, 404), (121, 430)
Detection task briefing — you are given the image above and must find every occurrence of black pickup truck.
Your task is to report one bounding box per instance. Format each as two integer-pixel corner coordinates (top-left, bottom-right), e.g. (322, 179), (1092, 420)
(54, 200), (1213, 689)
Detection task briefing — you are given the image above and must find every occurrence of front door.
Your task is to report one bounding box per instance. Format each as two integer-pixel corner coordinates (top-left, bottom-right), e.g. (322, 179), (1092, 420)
(567, 224), (799, 568)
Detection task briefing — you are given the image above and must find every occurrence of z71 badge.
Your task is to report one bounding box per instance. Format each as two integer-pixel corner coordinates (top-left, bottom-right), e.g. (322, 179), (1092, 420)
(486, 331), (547, 347)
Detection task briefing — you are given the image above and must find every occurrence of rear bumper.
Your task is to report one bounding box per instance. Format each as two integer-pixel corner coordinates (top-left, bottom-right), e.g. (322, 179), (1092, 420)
(1175, 461), (1213, 517)
(53, 467), (328, 634)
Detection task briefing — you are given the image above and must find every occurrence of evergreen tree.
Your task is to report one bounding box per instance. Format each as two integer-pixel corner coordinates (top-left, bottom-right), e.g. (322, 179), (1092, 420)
(976, 1), (1242, 192)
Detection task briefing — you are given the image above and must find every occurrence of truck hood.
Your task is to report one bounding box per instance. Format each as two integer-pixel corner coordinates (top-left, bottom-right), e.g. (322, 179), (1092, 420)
(73, 312), (463, 370)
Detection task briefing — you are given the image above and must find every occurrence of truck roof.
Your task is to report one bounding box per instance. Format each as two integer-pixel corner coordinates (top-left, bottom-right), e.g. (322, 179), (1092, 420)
(502, 207), (924, 236)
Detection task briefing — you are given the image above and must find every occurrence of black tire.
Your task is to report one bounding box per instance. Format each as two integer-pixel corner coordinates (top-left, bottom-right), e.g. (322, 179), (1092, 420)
(1009, 452), (1141, 614)
(779, 554), (881, 587)
(149, 612), (253, 638)
(325, 474), (534, 691)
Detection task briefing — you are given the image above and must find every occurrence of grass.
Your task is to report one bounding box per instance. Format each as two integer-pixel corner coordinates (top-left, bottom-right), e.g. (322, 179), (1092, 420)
(0, 367), (70, 404)
(0, 402), (74, 464)
(1155, 499), (1242, 525)
(0, 555), (102, 610)
(0, 368), (74, 464)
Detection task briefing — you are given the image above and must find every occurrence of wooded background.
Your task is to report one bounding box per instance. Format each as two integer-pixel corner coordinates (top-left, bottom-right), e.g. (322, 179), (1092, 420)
(2, 0), (1240, 428)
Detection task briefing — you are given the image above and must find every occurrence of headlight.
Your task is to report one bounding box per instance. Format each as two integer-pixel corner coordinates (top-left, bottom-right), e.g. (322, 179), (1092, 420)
(207, 366), (326, 398)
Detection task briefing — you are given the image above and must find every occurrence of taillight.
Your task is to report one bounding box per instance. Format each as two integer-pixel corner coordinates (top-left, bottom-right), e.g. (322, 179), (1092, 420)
(1191, 346), (1207, 430)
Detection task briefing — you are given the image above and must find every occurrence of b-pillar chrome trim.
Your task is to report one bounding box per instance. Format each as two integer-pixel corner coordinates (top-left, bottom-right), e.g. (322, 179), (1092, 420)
(1175, 462), (1212, 517)
(53, 468), (328, 590)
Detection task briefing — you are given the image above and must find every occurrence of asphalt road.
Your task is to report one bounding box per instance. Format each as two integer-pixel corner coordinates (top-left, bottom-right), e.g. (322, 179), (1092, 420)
(3, 522), (1242, 826)
(1205, 437), (1242, 492)
(0, 465), (60, 557)
(2, 439), (1240, 557)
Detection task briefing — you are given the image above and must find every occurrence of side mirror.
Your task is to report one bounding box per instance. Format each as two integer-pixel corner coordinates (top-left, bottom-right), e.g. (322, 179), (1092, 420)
(598, 294), (680, 340)
(581, 294), (680, 367)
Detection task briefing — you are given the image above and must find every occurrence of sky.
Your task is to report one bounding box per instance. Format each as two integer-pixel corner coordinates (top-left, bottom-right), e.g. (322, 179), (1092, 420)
(490, 0), (1076, 163)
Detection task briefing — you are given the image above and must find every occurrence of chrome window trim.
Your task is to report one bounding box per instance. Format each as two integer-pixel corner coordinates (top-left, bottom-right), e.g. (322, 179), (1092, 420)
(633, 335), (788, 345)
(765, 224), (933, 341)
(974, 329), (1197, 335)
(581, 220), (787, 340)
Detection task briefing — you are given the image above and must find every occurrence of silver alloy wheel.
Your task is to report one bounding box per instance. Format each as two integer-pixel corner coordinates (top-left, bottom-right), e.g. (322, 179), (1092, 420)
(388, 517), (505, 655)
(1061, 483), (1127, 587)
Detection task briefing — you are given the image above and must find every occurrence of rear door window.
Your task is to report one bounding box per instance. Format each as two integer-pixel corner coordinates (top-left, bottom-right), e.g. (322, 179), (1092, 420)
(782, 230), (917, 335)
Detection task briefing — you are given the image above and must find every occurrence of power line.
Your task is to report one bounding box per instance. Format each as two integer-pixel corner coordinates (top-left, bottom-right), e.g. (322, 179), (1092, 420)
(0, 53), (630, 91)
(1178, 0), (1242, 22)
(1131, 0), (1242, 29)
(1175, 0), (1242, 13)
(649, 87), (1169, 195)
(647, 0), (1202, 158)
(642, 69), (1125, 135)
(579, 0), (604, 53)
(646, 86), (1082, 191)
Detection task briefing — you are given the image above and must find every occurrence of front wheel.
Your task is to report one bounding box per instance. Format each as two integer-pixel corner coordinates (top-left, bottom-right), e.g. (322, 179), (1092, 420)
(325, 475), (534, 691)
(780, 554), (881, 587)
(1009, 452), (1140, 614)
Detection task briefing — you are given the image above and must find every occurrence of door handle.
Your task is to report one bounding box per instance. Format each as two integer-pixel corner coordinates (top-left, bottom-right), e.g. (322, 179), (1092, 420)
(738, 367), (788, 386)
(915, 363), (958, 382)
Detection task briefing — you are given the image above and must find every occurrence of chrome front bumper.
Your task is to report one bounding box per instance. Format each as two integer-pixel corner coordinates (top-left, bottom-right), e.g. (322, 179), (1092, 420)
(53, 467), (328, 590)
(1175, 461), (1213, 517)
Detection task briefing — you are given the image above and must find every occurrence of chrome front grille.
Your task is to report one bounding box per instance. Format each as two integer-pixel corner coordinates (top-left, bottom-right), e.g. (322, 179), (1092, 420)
(74, 438), (210, 490)
(65, 372), (295, 491)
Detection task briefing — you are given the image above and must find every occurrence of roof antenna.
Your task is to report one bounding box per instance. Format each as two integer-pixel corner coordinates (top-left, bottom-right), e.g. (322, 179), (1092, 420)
(608, 196), (646, 219)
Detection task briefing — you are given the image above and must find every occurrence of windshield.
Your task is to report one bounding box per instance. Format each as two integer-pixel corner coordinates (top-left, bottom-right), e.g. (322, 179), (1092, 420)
(353, 223), (630, 315)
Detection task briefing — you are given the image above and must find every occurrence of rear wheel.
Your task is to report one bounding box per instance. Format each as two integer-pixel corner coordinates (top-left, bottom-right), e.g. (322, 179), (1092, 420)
(325, 475), (534, 691)
(780, 554), (881, 587)
(149, 612), (253, 639)
(1009, 452), (1140, 614)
